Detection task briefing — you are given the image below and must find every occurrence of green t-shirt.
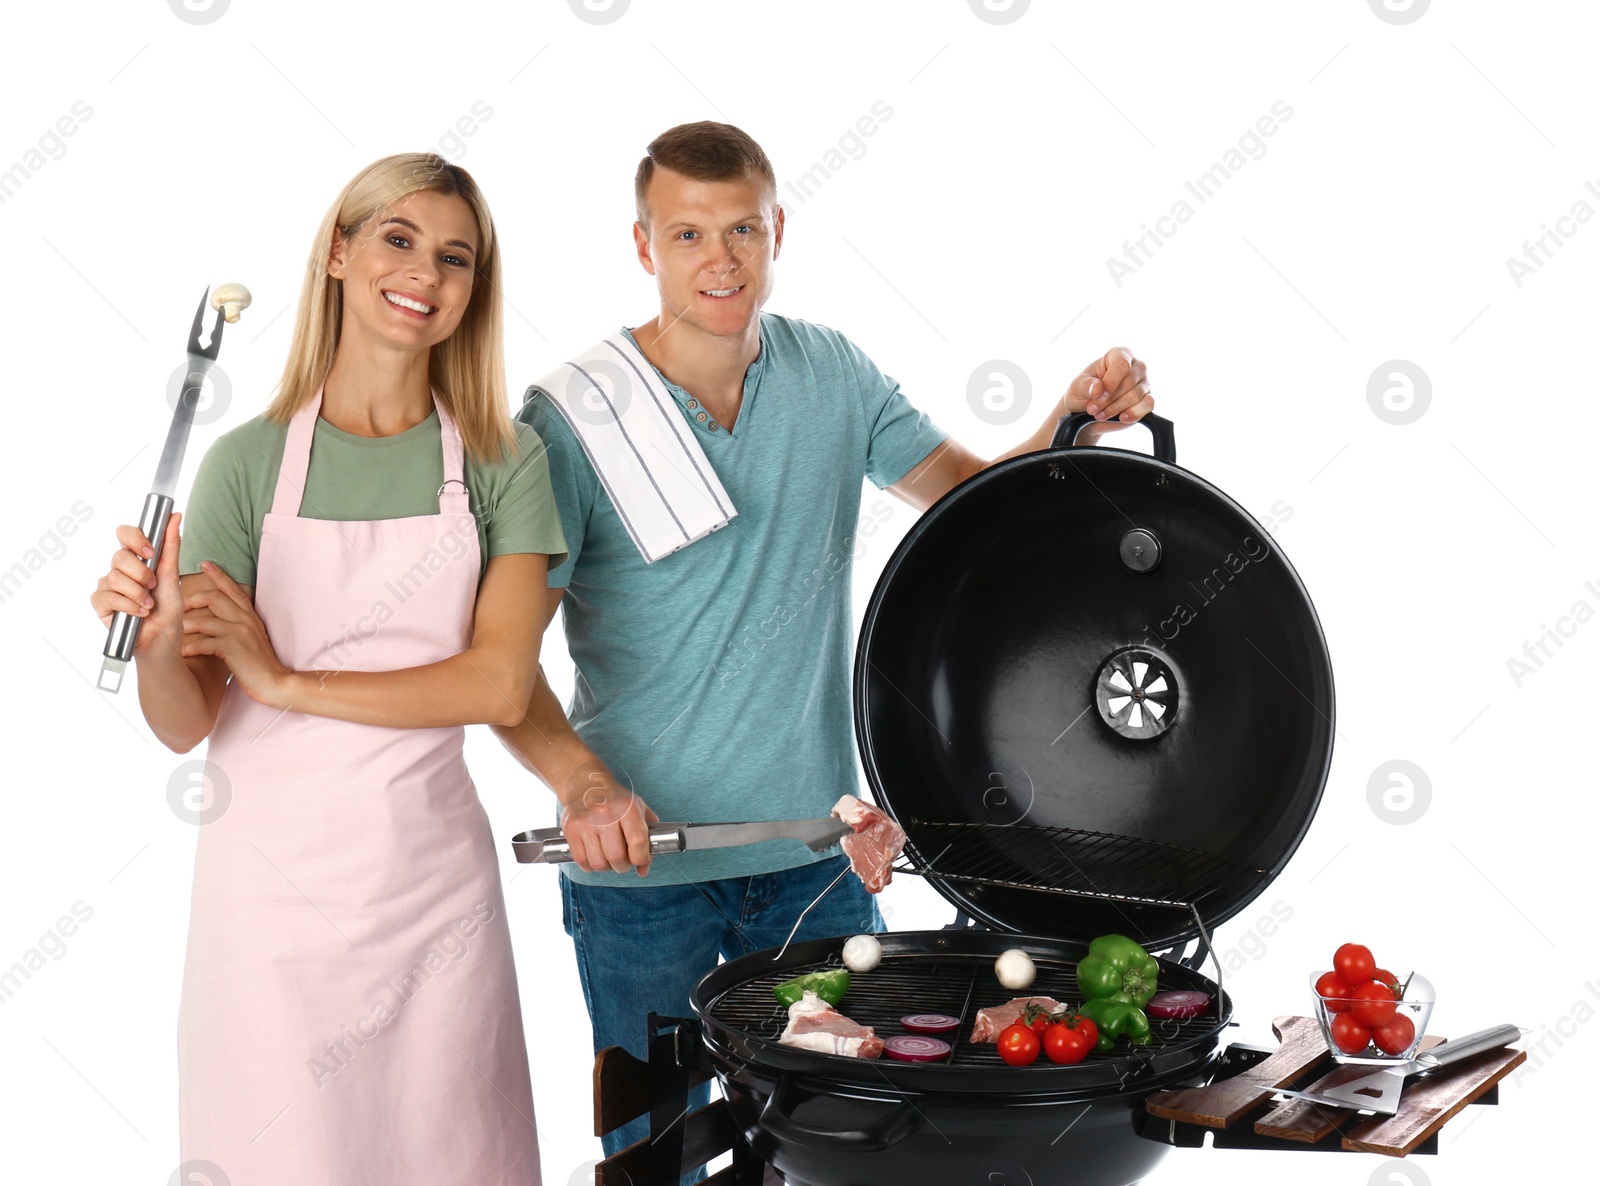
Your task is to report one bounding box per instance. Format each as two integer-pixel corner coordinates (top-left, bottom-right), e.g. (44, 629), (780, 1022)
(179, 409), (567, 585)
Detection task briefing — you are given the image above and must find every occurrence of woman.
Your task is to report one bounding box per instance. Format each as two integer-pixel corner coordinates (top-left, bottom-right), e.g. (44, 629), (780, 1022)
(89, 153), (559, 1184)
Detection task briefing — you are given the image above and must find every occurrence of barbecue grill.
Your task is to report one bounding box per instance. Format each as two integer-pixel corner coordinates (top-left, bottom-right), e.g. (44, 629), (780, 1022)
(689, 413), (1338, 1185)
(700, 930), (1228, 1093)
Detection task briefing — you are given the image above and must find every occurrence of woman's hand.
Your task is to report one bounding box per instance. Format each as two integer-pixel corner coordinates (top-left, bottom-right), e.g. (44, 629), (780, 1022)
(181, 561), (294, 707)
(90, 513), (185, 657)
(90, 515), (234, 752)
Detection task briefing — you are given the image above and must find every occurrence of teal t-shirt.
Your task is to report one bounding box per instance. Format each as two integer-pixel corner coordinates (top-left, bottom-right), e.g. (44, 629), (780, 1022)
(519, 312), (947, 886)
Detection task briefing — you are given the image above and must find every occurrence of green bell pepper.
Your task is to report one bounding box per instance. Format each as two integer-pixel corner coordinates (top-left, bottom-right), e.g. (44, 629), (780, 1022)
(1076, 934), (1159, 1008)
(773, 969), (851, 1008)
(1078, 993), (1152, 1052)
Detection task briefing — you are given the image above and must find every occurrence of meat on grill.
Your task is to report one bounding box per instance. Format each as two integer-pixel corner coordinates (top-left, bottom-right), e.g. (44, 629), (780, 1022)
(831, 794), (907, 893)
(969, 996), (1064, 1043)
(779, 991), (884, 1059)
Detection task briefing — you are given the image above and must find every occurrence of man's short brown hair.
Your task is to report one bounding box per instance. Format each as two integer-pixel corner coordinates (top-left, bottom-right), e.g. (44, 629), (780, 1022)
(635, 121), (777, 228)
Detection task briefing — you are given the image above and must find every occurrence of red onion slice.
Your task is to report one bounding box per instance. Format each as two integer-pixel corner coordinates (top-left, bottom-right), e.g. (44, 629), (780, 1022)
(883, 1034), (953, 1062)
(1146, 990), (1212, 1020)
(900, 1013), (961, 1035)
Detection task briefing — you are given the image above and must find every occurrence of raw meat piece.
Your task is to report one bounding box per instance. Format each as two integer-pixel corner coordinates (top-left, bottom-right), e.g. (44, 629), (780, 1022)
(969, 996), (1064, 1043)
(831, 795), (907, 893)
(779, 991), (884, 1059)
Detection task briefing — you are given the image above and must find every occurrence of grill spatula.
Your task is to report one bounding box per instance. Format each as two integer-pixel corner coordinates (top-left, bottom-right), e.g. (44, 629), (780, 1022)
(1274, 1023), (1521, 1115)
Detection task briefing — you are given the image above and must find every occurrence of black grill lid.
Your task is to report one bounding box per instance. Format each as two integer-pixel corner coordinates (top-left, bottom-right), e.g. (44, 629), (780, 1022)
(854, 414), (1334, 952)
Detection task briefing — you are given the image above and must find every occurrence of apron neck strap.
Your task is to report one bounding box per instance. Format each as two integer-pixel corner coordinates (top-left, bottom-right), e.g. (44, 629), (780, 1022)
(435, 395), (469, 513)
(270, 387), (470, 517)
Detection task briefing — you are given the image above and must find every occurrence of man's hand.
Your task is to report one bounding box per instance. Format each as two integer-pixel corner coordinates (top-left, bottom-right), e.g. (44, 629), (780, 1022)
(1065, 346), (1153, 427)
(491, 586), (664, 876)
(888, 345), (1156, 513)
(559, 766), (661, 876)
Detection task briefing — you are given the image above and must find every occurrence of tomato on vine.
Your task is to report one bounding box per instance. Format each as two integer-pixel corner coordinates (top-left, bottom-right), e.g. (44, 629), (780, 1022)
(997, 1023), (1041, 1066)
(1042, 1015), (1098, 1065)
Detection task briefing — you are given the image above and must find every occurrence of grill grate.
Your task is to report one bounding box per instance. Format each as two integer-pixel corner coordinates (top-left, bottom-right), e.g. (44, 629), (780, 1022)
(896, 819), (1266, 909)
(706, 950), (1220, 1067)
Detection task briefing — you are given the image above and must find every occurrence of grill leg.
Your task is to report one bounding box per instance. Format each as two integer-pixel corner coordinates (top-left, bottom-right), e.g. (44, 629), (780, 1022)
(730, 1132), (768, 1185)
(647, 1013), (692, 1185)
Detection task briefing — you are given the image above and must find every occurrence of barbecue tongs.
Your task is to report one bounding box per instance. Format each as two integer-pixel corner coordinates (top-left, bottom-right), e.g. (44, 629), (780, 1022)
(98, 289), (228, 693)
(512, 817), (853, 864)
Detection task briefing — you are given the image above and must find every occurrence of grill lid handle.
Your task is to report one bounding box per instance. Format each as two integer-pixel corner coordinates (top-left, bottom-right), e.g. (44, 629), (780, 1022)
(758, 1074), (922, 1152)
(1052, 410), (1176, 462)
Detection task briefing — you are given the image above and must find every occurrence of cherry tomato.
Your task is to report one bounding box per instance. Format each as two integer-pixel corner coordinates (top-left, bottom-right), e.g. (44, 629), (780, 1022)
(1351, 981), (1399, 1027)
(1373, 1012), (1416, 1056)
(1042, 1016), (1098, 1065)
(1029, 1014), (1052, 1034)
(1330, 1012), (1373, 1055)
(1374, 967), (1400, 992)
(1333, 943), (1377, 986)
(998, 1022), (1041, 1066)
(1315, 971), (1351, 1013)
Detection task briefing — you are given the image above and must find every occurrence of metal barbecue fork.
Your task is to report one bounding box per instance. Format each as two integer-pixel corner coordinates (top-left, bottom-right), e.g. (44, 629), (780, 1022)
(99, 288), (227, 693)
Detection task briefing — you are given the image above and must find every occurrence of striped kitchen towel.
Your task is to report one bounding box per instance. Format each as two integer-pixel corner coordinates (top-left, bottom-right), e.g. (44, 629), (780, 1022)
(529, 333), (737, 563)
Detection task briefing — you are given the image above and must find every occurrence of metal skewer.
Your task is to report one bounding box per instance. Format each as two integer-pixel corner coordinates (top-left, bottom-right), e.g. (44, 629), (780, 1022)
(771, 861), (854, 962)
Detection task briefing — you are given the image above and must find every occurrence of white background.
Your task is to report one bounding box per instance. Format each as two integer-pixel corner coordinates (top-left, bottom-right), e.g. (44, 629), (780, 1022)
(0, 1), (1590, 1183)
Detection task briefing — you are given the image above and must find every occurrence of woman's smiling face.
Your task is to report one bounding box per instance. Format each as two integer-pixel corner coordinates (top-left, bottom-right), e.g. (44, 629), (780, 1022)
(328, 188), (481, 354)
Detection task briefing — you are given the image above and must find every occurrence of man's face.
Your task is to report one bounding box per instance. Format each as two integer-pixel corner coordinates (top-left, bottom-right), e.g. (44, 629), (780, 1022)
(633, 167), (783, 342)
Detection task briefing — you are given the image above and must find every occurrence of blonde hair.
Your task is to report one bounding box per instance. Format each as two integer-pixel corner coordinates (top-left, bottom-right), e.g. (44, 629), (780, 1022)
(266, 153), (516, 461)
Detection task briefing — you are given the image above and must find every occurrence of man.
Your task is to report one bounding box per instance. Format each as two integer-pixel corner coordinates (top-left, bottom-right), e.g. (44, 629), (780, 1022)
(494, 121), (1152, 1160)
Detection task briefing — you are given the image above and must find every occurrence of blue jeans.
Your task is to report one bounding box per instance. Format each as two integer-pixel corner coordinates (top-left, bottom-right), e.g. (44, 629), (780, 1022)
(561, 855), (882, 1176)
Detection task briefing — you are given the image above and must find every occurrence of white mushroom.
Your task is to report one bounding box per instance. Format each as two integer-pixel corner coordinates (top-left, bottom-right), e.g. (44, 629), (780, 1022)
(842, 934), (882, 973)
(995, 948), (1037, 990)
(210, 283), (253, 324)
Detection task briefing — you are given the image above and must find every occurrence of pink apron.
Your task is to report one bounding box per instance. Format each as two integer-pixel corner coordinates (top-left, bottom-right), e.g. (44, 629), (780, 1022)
(177, 390), (541, 1185)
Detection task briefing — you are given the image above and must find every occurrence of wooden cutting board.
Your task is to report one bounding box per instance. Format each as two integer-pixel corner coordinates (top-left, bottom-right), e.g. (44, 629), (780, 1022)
(1339, 1045), (1525, 1157)
(1153, 1016), (1527, 1158)
(1145, 1015), (1329, 1127)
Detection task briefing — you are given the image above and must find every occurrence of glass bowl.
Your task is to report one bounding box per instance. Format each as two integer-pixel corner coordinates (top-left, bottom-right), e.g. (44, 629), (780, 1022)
(1310, 970), (1435, 1064)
